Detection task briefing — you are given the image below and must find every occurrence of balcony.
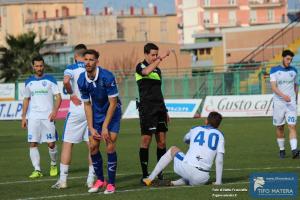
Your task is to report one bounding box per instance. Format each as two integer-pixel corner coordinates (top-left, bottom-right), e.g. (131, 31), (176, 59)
(203, 21), (239, 28)
(249, 17), (282, 25)
(249, 0), (283, 8)
(202, 4), (238, 9)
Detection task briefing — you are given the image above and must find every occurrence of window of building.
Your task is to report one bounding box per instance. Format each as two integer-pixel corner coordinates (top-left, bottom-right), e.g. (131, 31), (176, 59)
(200, 49), (205, 55)
(228, 0), (236, 5)
(34, 12), (38, 20)
(160, 18), (167, 32)
(55, 9), (59, 18)
(204, 0), (210, 6)
(43, 11), (46, 19)
(229, 11), (236, 24)
(267, 9), (274, 22)
(250, 10), (256, 23)
(117, 22), (124, 39)
(62, 6), (69, 17)
(206, 48), (211, 55)
(45, 26), (52, 36)
(203, 11), (210, 24)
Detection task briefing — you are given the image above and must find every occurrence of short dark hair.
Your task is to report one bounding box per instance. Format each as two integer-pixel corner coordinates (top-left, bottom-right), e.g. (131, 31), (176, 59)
(83, 49), (100, 59)
(282, 49), (294, 57)
(144, 43), (159, 54)
(74, 44), (87, 57)
(32, 55), (44, 65)
(207, 111), (223, 128)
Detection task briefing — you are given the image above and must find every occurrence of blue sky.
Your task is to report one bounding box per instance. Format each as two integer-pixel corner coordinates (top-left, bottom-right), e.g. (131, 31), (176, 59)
(84, 0), (176, 14)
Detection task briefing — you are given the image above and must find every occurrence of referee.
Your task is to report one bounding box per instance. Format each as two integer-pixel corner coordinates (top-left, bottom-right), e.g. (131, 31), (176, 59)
(135, 43), (170, 182)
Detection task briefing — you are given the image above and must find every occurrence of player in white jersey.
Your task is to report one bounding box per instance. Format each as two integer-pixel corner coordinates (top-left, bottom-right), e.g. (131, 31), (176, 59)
(52, 44), (95, 189)
(21, 55), (62, 178)
(270, 49), (300, 159)
(143, 112), (224, 186)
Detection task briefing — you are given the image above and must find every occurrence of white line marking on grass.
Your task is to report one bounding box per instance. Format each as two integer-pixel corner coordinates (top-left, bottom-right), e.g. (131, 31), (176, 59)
(16, 182), (251, 200)
(2, 165), (300, 185)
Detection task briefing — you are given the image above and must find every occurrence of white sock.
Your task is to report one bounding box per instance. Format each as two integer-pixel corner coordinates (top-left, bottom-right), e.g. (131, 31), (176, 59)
(59, 163), (69, 182)
(277, 138), (285, 150)
(148, 148), (173, 181)
(88, 165), (95, 178)
(171, 178), (187, 186)
(290, 138), (297, 151)
(30, 147), (41, 171)
(49, 146), (57, 166)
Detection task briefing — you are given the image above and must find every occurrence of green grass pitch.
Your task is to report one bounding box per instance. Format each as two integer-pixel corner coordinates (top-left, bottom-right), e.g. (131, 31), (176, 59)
(0, 118), (299, 200)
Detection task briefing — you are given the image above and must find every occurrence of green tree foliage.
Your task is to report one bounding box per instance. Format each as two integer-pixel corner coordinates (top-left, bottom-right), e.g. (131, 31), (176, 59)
(0, 31), (46, 82)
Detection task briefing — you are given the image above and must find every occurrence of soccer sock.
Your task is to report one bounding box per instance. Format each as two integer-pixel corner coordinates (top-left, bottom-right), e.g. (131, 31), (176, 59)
(59, 163), (69, 182)
(91, 151), (104, 181)
(30, 147), (41, 171)
(290, 138), (297, 151)
(148, 148), (172, 181)
(48, 146), (57, 166)
(107, 152), (117, 185)
(157, 147), (166, 177)
(277, 138), (285, 150)
(88, 165), (95, 178)
(139, 148), (149, 177)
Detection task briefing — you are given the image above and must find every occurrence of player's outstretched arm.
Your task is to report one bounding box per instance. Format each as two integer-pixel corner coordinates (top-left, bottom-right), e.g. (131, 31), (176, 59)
(84, 101), (101, 140)
(141, 49), (170, 76)
(63, 75), (81, 106)
(49, 94), (62, 121)
(214, 152), (224, 185)
(21, 98), (30, 128)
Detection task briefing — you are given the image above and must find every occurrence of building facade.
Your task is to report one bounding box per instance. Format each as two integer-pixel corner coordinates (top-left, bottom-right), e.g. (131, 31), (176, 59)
(176, 0), (288, 44)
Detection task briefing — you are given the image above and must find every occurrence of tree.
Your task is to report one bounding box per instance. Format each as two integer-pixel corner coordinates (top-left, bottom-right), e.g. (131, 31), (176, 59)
(0, 31), (46, 82)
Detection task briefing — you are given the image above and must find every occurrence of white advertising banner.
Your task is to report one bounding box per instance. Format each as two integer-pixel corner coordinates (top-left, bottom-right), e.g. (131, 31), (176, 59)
(0, 101), (23, 120)
(18, 81), (69, 100)
(122, 99), (202, 119)
(201, 95), (273, 117)
(0, 83), (15, 100)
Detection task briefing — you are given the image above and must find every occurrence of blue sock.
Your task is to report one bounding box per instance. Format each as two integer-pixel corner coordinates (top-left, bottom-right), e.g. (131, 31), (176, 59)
(91, 151), (104, 181)
(107, 152), (117, 185)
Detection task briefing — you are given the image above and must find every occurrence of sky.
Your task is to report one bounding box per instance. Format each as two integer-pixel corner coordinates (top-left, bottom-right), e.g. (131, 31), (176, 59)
(84, 0), (176, 15)
(288, 0), (300, 11)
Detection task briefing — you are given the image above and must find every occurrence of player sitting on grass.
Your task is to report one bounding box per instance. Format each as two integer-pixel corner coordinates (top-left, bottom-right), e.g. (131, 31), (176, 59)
(143, 112), (224, 186)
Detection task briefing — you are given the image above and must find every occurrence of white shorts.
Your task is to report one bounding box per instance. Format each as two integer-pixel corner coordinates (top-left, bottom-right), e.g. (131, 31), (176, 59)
(62, 112), (88, 143)
(27, 119), (57, 143)
(273, 101), (297, 126)
(173, 152), (209, 186)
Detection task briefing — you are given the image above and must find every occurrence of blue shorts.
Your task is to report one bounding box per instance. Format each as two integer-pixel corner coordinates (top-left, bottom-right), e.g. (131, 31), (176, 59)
(91, 109), (121, 135)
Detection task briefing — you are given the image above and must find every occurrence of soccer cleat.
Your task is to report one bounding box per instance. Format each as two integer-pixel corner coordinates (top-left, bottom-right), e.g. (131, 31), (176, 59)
(50, 165), (58, 177)
(142, 178), (152, 186)
(292, 149), (300, 159)
(88, 179), (107, 193)
(279, 150), (286, 159)
(51, 180), (67, 189)
(29, 170), (43, 179)
(104, 184), (116, 194)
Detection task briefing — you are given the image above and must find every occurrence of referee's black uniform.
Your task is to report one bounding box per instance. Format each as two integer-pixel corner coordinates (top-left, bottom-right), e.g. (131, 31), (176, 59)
(136, 59), (168, 180)
(135, 60), (168, 135)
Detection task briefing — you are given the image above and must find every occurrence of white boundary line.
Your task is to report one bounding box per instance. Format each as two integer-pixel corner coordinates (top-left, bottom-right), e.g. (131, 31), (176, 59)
(1, 166), (299, 185)
(16, 181), (251, 200)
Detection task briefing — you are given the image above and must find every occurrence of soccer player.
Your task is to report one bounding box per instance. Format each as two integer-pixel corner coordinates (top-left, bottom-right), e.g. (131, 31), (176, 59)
(135, 43), (170, 182)
(143, 112), (224, 186)
(270, 49), (300, 159)
(52, 44), (95, 189)
(21, 55), (62, 178)
(77, 49), (122, 194)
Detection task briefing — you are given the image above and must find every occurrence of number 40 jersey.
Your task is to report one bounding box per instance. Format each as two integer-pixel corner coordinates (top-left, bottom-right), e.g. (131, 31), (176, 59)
(183, 125), (225, 171)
